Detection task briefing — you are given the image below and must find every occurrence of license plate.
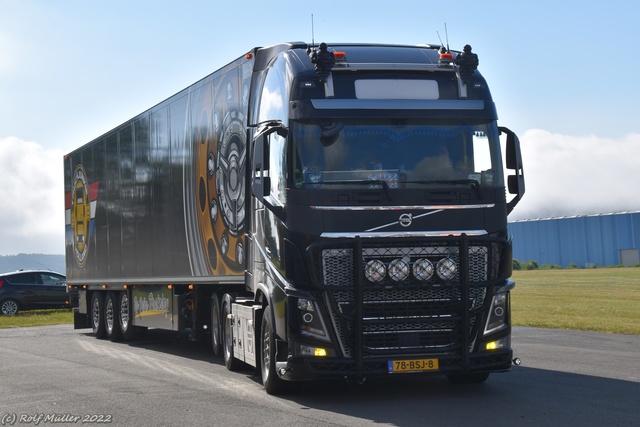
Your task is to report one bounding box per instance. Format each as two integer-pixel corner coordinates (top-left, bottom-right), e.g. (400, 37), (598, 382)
(388, 358), (439, 373)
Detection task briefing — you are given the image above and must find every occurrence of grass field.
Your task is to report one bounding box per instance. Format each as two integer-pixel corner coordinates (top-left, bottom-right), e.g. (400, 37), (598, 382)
(1, 268), (639, 334)
(0, 308), (73, 328)
(511, 267), (640, 335)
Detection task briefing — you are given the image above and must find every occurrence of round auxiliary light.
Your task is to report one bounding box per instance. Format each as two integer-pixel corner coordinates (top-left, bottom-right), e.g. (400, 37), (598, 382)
(365, 260), (386, 283)
(412, 259), (434, 281)
(388, 258), (410, 282)
(436, 258), (457, 281)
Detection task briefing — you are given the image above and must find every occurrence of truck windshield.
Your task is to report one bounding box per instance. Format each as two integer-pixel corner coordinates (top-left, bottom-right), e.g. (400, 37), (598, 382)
(291, 119), (504, 189)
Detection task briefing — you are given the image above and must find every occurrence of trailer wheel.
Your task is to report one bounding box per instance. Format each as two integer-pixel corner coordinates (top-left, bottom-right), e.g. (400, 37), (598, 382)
(90, 292), (107, 339)
(104, 291), (123, 342)
(446, 372), (490, 384)
(118, 291), (147, 341)
(210, 293), (222, 357)
(222, 297), (241, 371)
(260, 307), (285, 395)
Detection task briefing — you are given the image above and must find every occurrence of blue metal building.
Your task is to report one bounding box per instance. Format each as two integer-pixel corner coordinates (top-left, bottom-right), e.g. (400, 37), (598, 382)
(508, 212), (640, 268)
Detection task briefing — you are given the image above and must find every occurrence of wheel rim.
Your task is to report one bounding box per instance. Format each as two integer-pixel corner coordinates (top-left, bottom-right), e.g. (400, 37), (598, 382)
(211, 303), (220, 350)
(120, 293), (130, 332)
(2, 300), (18, 316)
(105, 298), (115, 334)
(262, 316), (272, 380)
(223, 305), (233, 361)
(92, 297), (101, 328)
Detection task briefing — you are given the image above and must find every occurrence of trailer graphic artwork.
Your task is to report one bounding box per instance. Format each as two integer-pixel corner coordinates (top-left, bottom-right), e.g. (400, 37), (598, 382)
(65, 165), (99, 267)
(193, 63), (251, 274)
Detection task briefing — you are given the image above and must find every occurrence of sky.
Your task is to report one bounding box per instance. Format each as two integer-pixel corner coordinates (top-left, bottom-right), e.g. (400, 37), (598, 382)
(1, 0), (640, 255)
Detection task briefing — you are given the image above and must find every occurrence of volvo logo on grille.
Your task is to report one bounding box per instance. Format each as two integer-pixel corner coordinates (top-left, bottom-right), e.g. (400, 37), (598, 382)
(399, 213), (413, 227)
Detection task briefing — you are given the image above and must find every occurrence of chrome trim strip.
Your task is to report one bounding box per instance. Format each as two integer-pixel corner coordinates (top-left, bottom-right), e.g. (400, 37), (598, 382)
(321, 230), (488, 238)
(310, 99), (484, 110)
(366, 209), (443, 232)
(310, 204), (495, 211)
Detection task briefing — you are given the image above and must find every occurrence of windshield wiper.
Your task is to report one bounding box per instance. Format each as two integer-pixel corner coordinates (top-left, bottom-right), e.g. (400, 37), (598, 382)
(402, 179), (482, 198)
(308, 179), (391, 200)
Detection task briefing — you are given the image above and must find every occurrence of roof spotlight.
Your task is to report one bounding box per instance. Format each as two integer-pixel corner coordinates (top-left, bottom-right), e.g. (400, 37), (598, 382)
(365, 260), (386, 283)
(412, 259), (434, 281)
(436, 258), (457, 281)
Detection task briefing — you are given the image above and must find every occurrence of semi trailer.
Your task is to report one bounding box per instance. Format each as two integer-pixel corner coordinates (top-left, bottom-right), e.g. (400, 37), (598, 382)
(65, 41), (525, 394)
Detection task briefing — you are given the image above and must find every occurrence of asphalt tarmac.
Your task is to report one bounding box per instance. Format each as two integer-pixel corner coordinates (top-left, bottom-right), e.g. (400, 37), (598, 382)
(1, 325), (638, 426)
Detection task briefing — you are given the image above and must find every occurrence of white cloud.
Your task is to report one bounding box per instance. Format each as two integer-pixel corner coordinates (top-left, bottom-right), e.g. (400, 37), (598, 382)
(509, 130), (640, 220)
(0, 137), (65, 255)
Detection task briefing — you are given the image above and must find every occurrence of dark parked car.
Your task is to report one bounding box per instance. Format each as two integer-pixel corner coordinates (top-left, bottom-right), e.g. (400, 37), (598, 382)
(0, 270), (69, 316)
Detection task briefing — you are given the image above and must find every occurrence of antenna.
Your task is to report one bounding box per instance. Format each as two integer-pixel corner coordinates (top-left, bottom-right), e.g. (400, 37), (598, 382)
(36, 261), (52, 271)
(444, 22), (450, 52)
(436, 23), (450, 52)
(311, 13), (315, 48)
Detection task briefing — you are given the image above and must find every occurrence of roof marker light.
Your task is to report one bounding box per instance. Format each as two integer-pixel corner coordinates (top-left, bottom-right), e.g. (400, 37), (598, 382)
(334, 51), (347, 65)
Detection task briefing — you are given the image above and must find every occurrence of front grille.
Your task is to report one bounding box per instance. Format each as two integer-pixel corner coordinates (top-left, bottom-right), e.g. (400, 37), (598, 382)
(313, 236), (508, 359)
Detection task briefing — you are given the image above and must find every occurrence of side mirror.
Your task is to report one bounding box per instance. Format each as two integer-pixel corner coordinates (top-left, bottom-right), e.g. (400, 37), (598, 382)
(499, 126), (525, 214)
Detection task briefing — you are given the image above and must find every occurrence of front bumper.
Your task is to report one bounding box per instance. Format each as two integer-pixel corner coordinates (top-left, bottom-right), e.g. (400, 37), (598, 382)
(276, 349), (513, 381)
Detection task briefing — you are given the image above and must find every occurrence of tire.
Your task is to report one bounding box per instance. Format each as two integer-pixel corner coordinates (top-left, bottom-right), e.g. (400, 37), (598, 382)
(210, 293), (222, 357)
(222, 296), (241, 371)
(447, 372), (490, 384)
(118, 291), (147, 341)
(104, 291), (123, 342)
(90, 292), (107, 339)
(1, 299), (20, 316)
(260, 307), (286, 395)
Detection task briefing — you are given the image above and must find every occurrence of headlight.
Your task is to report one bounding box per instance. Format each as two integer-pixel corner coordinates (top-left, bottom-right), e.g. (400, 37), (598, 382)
(388, 257), (410, 282)
(365, 260), (386, 283)
(436, 258), (457, 281)
(297, 298), (330, 342)
(484, 292), (509, 335)
(412, 259), (434, 281)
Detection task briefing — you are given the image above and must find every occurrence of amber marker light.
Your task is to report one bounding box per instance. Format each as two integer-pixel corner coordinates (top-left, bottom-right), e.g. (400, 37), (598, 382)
(168, 285), (173, 290)
(188, 285), (194, 290)
(101, 285), (108, 289)
(440, 52), (453, 61)
(245, 53), (253, 59)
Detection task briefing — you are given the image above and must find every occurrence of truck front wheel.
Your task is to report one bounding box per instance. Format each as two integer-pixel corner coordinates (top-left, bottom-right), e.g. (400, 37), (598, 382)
(210, 293), (222, 357)
(222, 297), (241, 371)
(260, 307), (285, 395)
(90, 292), (106, 339)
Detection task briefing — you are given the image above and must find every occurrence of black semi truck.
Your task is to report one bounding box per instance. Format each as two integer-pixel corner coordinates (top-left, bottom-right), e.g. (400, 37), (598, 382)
(65, 41), (525, 394)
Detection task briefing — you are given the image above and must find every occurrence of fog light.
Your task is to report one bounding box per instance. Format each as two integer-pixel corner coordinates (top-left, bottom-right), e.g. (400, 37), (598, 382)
(365, 260), (386, 282)
(300, 345), (328, 357)
(485, 336), (510, 351)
